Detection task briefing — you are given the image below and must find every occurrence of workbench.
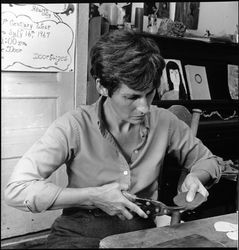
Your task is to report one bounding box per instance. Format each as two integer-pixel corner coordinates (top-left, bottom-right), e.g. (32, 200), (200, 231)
(100, 212), (238, 248)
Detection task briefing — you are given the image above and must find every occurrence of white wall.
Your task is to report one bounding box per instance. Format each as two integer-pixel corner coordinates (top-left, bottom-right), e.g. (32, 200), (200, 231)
(139, 1), (238, 36)
(170, 1), (238, 36)
(196, 1), (238, 35)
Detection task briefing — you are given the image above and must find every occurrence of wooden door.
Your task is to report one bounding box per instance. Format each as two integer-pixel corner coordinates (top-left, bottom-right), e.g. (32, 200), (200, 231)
(1, 72), (74, 238)
(1, 4), (89, 239)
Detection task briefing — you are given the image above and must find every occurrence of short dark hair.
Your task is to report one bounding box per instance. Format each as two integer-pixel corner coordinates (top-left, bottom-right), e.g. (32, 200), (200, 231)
(166, 60), (188, 99)
(90, 29), (165, 97)
(166, 61), (181, 90)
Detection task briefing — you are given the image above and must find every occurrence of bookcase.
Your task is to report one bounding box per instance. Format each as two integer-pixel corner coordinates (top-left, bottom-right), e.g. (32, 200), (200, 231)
(145, 33), (239, 220)
(144, 33), (239, 159)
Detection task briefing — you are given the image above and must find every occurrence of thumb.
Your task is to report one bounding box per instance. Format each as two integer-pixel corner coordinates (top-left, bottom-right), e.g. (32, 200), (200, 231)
(121, 190), (137, 201)
(186, 185), (197, 202)
(120, 184), (137, 201)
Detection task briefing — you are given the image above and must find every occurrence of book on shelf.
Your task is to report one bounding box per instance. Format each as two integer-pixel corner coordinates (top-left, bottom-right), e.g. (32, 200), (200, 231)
(185, 65), (211, 100)
(158, 59), (189, 100)
(227, 64), (239, 100)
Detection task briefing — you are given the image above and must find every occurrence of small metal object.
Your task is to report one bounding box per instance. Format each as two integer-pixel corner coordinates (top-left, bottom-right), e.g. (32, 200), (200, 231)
(122, 191), (185, 217)
(134, 197), (185, 216)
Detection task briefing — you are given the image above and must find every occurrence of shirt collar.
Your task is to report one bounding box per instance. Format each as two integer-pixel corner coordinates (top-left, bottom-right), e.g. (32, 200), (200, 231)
(95, 96), (107, 136)
(95, 96), (150, 136)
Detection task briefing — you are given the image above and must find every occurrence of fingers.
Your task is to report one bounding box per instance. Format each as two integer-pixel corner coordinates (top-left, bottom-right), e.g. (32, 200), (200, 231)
(117, 214), (126, 221)
(124, 198), (148, 219)
(121, 191), (148, 219)
(117, 208), (139, 221)
(120, 208), (134, 220)
(118, 204), (148, 220)
(198, 185), (209, 198)
(183, 173), (210, 202)
(186, 183), (198, 202)
(122, 190), (137, 202)
(186, 181), (209, 202)
(97, 182), (148, 220)
(120, 185), (148, 219)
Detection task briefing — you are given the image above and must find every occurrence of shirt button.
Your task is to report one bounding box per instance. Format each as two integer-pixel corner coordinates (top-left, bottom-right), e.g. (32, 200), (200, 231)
(123, 170), (128, 175)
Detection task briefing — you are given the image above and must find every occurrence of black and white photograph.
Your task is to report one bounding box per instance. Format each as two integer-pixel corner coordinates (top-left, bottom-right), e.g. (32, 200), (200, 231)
(174, 2), (200, 30)
(159, 59), (189, 100)
(185, 64), (211, 100)
(144, 2), (170, 18)
(227, 64), (239, 100)
(1, 1), (238, 249)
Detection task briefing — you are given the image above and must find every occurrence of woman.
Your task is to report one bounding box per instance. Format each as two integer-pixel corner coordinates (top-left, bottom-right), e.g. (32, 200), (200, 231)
(5, 30), (220, 248)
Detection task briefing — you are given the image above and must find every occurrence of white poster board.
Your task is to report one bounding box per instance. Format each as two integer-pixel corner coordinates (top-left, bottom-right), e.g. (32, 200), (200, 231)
(1, 4), (76, 72)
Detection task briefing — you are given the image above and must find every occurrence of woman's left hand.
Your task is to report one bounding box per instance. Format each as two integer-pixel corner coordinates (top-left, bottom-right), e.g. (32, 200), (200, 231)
(181, 173), (209, 202)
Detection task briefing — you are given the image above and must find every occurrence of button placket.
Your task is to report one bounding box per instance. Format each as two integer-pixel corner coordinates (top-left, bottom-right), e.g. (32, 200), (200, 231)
(121, 167), (131, 187)
(130, 149), (138, 163)
(104, 128), (131, 176)
(130, 125), (149, 164)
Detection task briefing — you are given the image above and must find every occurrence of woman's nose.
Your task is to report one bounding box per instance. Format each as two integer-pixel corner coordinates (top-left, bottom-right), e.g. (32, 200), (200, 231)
(137, 97), (149, 114)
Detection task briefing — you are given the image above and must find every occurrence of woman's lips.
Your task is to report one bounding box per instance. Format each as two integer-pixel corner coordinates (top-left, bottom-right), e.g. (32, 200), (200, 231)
(133, 115), (145, 119)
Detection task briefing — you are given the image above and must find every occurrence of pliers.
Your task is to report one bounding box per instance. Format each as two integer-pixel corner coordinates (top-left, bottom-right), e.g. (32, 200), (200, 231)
(122, 191), (185, 217)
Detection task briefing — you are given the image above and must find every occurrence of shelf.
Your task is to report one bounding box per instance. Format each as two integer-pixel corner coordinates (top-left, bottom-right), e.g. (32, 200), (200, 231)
(143, 33), (239, 102)
(147, 33), (239, 134)
(154, 99), (239, 105)
(199, 119), (239, 128)
(153, 99), (239, 111)
(143, 32), (239, 49)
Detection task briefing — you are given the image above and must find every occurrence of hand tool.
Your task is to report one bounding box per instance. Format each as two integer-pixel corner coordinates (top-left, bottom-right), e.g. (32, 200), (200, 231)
(122, 191), (185, 217)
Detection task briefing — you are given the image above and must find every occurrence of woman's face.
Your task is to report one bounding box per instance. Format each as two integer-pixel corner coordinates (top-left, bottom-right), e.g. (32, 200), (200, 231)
(169, 69), (180, 89)
(106, 84), (156, 124)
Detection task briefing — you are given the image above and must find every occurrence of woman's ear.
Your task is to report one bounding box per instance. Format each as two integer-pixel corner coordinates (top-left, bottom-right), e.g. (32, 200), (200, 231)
(96, 78), (108, 96)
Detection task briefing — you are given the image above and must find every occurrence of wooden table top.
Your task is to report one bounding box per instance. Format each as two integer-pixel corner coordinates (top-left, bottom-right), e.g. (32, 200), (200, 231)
(100, 213), (238, 248)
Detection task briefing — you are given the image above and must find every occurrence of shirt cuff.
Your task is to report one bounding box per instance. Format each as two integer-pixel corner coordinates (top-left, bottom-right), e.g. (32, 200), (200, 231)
(24, 181), (63, 213)
(190, 156), (222, 188)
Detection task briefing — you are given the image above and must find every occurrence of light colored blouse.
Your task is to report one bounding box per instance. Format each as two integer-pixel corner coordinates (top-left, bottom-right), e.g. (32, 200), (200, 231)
(4, 96), (221, 213)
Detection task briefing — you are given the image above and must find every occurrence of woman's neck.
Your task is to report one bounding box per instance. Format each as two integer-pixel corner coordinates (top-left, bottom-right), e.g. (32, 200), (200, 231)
(103, 98), (133, 133)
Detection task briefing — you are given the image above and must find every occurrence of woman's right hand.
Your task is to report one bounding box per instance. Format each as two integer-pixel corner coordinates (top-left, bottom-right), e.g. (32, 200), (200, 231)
(89, 182), (148, 220)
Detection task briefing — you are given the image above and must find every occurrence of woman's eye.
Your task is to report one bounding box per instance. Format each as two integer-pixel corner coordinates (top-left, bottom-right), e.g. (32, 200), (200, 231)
(125, 89), (155, 100)
(128, 97), (137, 100)
(125, 96), (138, 100)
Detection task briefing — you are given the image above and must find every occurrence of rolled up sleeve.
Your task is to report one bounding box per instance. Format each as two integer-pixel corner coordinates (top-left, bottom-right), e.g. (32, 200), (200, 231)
(190, 156), (222, 188)
(4, 116), (73, 213)
(168, 114), (221, 186)
(5, 179), (63, 213)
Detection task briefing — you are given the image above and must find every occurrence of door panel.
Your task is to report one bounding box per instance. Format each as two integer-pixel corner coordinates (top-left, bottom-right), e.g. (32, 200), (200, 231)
(2, 97), (57, 158)
(1, 3), (89, 239)
(1, 72), (73, 238)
